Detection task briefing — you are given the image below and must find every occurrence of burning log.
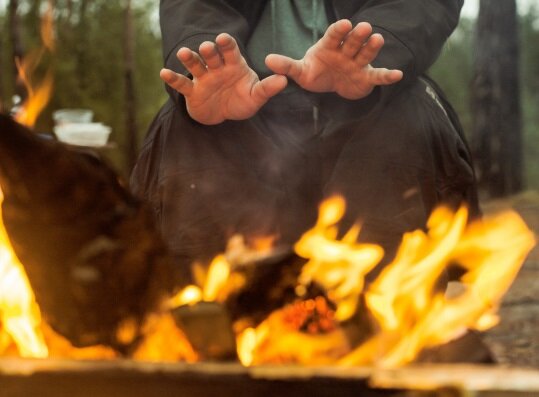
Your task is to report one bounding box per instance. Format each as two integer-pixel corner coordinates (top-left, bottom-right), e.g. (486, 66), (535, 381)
(223, 248), (308, 325)
(0, 114), (175, 351)
(169, 248), (328, 361)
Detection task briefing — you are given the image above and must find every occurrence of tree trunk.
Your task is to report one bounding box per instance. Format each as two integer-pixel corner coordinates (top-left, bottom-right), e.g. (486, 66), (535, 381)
(66, 0), (74, 21)
(471, 0), (523, 197)
(0, 36), (6, 113)
(123, 0), (138, 171)
(76, 0), (89, 92)
(8, 0), (26, 101)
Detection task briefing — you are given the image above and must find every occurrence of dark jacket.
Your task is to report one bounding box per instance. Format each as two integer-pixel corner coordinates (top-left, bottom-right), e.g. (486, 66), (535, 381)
(132, 0), (478, 274)
(160, 0), (464, 107)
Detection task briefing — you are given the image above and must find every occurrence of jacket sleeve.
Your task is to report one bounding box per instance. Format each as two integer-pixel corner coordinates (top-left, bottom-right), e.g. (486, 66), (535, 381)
(320, 0), (463, 120)
(341, 0), (464, 86)
(159, 0), (251, 102)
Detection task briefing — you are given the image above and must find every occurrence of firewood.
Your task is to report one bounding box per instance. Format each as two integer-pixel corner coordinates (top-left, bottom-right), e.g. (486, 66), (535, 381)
(172, 302), (237, 361)
(223, 249), (310, 325)
(0, 114), (175, 352)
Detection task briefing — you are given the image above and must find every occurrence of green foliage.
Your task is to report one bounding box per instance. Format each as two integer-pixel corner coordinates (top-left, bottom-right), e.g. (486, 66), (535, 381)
(430, 11), (539, 190)
(1, 0), (166, 177)
(2, 2), (539, 186)
(429, 18), (475, 140)
(520, 6), (539, 189)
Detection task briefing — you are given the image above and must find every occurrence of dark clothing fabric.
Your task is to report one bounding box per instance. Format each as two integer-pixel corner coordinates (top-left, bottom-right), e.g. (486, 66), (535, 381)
(159, 0), (463, 110)
(130, 0), (478, 281)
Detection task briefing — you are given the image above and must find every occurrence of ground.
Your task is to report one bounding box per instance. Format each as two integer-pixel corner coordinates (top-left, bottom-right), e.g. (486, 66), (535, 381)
(481, 190), (539, 368)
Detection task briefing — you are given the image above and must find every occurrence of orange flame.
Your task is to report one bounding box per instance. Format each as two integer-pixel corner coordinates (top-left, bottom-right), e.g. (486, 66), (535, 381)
(237, 297), (350, 366)
(0, 191), (48, 358)
(131, 313), (198, 363)
(295, 196), (384, 321)
(338, 206), (535, 367)
(168, 255), (234, 308)
(236, 198), (535, 368)
(13, 0), (55, 128)
(0, 194), (535, 367)
(168, 235), (267, 308)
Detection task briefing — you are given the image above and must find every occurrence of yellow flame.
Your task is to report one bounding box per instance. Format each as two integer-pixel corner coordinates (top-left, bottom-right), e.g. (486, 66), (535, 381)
(237, 327), (258, 366)
(236, 304), (350, 366)
(203, 255), (231, 302)
(168, 254), (233, 309)
(132, 313), (198, 363)
(0, 191), (48, 358)
(238, 198), (534, 368)
(0, 192), (534, 367)
(340, 206), (535, 368)
(295, 196), (384, 321)
(168, 286), (203, 308)
(13, 0), (55, 128)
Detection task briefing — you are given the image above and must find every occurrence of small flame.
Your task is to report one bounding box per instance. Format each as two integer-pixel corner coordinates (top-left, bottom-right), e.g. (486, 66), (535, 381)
(168, 255), (233, 308)
(13, 0), (55, 128)
(203, 255), (231, 302)
(132, 313), (198, 363)
(168, 235), (265, 309)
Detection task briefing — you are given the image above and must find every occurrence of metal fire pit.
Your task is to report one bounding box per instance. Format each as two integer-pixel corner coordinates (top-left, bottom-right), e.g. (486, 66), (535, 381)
(1, 359), (539, 397)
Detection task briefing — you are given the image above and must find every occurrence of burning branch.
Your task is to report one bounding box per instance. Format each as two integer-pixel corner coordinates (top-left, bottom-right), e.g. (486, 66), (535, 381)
(0, 114), (175, 352)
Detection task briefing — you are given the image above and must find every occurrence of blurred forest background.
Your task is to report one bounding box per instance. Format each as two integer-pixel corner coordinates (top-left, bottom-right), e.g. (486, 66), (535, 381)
(0, 0), (537, 199)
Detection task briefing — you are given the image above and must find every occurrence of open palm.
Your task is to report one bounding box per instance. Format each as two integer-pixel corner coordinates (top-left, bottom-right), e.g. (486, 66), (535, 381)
(161, 34), (287, 125)
(265, 20), (403, 100)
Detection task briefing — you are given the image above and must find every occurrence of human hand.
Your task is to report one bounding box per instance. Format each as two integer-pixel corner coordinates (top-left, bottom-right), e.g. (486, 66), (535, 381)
(160, 33), (288, 125)
(265, 20), (403, 100)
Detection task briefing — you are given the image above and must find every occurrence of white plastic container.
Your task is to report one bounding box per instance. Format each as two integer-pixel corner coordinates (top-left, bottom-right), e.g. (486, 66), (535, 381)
(53, 109), (94, 125)
(54, 122), (112, 147)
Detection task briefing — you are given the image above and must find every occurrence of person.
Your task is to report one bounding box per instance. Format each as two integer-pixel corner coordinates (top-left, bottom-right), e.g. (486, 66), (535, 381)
(130, 0), (479, 282)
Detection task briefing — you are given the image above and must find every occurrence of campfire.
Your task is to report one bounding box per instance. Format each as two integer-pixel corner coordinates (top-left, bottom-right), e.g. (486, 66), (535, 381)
(0, 163), (535, 365)
(1, 9), (539, 395)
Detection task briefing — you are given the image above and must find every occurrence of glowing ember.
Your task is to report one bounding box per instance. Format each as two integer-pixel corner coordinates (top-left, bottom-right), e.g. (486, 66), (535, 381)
(236, 297), (350, 366)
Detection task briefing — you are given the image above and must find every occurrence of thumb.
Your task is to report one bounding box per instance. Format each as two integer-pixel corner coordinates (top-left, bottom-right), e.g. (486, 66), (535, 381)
(251, 74), (288, 104)
(265, 54), (303, 82)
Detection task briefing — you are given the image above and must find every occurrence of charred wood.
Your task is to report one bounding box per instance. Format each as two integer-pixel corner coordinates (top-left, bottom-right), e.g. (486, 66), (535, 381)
(223, 249), (309, 325)
(0, 114), (175, 352)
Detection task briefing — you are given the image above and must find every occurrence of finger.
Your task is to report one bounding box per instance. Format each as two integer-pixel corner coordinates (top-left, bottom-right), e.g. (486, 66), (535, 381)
(319, 19), (353, 49)
(265, 54), (303, 82)
(341, 22), (372, 58)
(177, 47), (207, 78)
(367, 67), (403, 86)
(160, 68), (194, 96)
(251, 74), (288, 104)
(215, 33), (243, 65)
(199, 41), (223, 69)
(354, 33), (385, 66)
